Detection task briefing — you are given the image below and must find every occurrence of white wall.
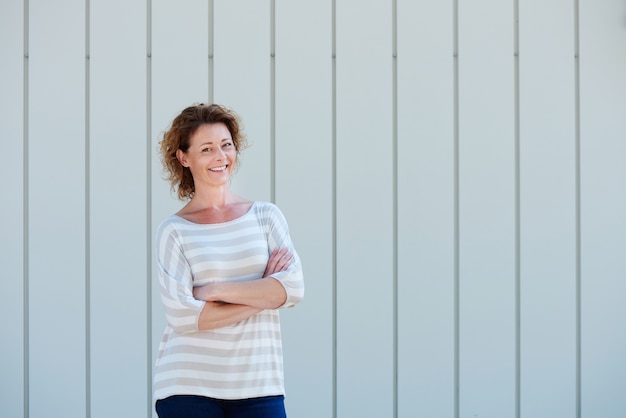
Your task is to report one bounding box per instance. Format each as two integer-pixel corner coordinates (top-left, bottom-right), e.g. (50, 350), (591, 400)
(1, 1), (625, 417)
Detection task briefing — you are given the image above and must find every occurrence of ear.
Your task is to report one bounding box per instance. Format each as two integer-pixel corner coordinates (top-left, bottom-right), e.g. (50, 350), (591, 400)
(176, 149), (189, 167)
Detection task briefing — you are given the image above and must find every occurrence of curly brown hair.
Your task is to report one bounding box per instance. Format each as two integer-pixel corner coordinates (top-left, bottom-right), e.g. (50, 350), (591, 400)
(160, 103), (247, 200)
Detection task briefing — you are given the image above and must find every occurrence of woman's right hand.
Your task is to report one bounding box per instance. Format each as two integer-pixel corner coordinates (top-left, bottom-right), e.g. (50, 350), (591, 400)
(264, 248), (293, 277)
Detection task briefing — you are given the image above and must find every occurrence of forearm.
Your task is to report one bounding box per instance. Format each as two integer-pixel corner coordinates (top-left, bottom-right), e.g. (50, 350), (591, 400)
(197, 301), (263, 331)
(195, 277), (288, 310)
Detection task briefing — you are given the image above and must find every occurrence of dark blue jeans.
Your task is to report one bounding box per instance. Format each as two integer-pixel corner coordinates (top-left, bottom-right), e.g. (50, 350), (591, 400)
(155, 394), (286, 418)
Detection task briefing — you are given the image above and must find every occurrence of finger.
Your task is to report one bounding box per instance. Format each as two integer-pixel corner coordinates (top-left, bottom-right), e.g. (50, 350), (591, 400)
(269, 255), (292, 276)
(265, 248), (290, 276)
(264, 248), (279, 269)
(274, 253), (293, 272)
(274, 247), (289, 258)
(269, 248), (288, 267)
(268, 249), (283, 268)
(264, 249), (280, 276)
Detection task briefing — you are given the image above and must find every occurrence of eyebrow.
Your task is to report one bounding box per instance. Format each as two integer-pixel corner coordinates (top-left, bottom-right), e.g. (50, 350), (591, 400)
(199, 138), (232, 147)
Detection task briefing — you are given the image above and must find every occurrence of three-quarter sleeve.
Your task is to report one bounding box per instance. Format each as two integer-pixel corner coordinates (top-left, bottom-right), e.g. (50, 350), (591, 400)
(156, 221), (206, 334)
(263, 204), (305, 308)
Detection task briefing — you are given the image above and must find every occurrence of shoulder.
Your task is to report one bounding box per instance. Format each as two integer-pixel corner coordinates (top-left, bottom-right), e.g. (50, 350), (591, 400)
(156, 215), (188, 241)
(251, 202), (292, 236)
(252, 201), (285, 220)
(157, 214), (181, 231)
(253, 200), (279, 212)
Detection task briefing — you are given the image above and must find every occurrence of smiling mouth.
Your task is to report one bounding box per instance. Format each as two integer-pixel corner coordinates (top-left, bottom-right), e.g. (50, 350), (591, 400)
(209, 165), (228, 172)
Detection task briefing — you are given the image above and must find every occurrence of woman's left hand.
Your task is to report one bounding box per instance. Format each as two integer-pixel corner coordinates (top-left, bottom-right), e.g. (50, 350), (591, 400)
(264, 248), (293, 277)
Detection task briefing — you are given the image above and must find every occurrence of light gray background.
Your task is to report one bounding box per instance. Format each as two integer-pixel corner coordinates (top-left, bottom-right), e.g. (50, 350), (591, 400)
(1, 0), (625, 417)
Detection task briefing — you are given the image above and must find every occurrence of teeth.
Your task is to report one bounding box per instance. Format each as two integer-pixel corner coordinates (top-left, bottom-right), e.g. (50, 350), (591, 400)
(209, 166), (227, 171)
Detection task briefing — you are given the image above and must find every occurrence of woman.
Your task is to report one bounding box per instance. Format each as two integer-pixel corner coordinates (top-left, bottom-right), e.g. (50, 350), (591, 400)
(154, 103), (304, 417)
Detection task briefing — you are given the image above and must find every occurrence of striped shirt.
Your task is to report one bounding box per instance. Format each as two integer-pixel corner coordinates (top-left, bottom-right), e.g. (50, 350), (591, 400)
(153, 201), (304, 401)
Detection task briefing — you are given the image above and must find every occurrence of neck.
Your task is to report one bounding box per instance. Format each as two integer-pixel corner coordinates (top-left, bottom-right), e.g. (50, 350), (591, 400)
(189, 184), (241, 209)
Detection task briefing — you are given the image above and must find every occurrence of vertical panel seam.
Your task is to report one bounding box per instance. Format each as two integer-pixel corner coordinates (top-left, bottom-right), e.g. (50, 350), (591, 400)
(514, 0), (521, 417)
(85, 0), (91, 416)
(453, 0), (460, 417)
(208, 0), (214, 103)
(574, 0), (581, 417)
(391, 0), (398, 417)
(146, 0), (153, 416)
(270, 0), (276, 203)
(23, 1), (30, 417)
(331, 0), (337, 416)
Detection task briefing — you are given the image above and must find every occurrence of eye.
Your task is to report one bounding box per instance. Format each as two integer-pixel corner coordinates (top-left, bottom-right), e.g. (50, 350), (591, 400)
(202, 147), (211, 152)
(222, 142), (233, 148)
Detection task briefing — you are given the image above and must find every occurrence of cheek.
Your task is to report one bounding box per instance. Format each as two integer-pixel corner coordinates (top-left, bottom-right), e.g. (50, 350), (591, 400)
(230, 151), (239, 166)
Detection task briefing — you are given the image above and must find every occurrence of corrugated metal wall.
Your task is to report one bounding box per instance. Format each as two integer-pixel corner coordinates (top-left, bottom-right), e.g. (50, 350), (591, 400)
(1, 1), (625, 417)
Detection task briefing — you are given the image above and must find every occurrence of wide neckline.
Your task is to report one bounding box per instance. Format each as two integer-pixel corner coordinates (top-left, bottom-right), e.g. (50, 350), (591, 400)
(172, 201), (257, 226)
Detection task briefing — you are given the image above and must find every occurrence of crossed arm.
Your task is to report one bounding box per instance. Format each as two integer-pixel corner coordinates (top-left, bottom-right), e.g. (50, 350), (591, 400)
(192, 248), (292, 331)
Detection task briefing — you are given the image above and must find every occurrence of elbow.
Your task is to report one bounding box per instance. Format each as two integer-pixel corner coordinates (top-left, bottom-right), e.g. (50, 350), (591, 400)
(272, 271), (304, 309)
(160, 294), (206, 334)
(164, 308), (204, 334)
(281, 286), (304, 309)
(285, 273), (304, 307)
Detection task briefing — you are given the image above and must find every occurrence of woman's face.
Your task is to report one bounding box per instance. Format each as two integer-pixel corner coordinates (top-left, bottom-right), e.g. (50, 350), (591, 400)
(176, 122), (238, 189)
